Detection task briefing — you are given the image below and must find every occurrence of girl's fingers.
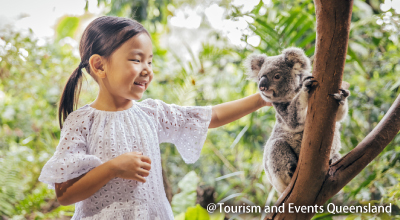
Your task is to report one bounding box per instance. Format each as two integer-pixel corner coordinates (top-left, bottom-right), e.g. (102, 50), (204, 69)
(140, 162), (151, 171)
(138, 168), (150, 177)
(135, 174), (146, 183)
(140, 155), (151, 164)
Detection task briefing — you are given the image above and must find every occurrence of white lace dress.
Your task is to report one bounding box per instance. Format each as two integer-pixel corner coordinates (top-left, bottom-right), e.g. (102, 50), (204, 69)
(38, 98), (212, 220)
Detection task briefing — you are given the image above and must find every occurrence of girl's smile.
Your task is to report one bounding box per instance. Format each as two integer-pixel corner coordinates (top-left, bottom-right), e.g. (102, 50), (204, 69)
(133, 81), (147, 90)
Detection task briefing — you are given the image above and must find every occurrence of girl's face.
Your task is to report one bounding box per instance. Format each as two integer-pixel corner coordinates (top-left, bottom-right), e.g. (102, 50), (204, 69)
(104, 33), (153, 101)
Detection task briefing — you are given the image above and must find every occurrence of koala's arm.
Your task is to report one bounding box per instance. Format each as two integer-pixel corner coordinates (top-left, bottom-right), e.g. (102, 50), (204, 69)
(279, 91), (309, 132)
(336, 98), (348, 122)
(279, 87), (349, 129)
(276, 75), (316, 132)
(330, 88), (350, 122)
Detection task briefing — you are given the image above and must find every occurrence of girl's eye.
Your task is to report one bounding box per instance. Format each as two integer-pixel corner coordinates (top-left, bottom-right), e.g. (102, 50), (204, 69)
(148, 62), (152, 66)
(274, 74), (280, 79)
(130, 59), (140, 62)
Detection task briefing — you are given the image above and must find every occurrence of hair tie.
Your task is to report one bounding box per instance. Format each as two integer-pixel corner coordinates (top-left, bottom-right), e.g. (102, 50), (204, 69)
(79, 61), (88, 69)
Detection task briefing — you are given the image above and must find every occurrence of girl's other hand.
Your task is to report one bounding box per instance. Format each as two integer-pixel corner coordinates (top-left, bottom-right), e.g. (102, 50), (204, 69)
(109, 152), (151, 183)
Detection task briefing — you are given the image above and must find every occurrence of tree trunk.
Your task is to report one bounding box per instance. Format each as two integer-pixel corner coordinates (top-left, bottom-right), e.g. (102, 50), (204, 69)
(162, 166), (173, 203)
(266, 0), (400, 219)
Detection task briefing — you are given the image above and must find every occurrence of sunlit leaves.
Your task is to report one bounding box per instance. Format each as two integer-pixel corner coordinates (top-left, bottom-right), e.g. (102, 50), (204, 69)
(56, 16), (80, 41)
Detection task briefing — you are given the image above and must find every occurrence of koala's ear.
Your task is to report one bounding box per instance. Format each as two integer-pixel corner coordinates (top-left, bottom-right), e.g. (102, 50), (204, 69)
(283, 47), (311, 74)
(244, 54), (268, 81)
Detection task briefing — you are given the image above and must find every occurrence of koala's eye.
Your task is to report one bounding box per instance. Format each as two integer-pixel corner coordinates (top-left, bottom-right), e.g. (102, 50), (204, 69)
(274, 74), (280, 80)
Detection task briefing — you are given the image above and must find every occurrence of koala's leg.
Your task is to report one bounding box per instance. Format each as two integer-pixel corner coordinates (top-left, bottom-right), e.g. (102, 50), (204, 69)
(329, 89), (350, 122)
(329, 153), (341, 165)
(329, 123), (342, 165)
(264, 139), (298, 193)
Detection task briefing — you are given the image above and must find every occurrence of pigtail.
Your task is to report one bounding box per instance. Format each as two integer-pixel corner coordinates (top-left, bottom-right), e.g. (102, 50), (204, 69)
(58, 63), (87, 129)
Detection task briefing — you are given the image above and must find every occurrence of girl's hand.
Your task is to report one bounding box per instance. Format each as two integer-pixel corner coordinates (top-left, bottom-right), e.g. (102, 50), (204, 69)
(109, 152), (151, 183)
(257, 93), (273, 107)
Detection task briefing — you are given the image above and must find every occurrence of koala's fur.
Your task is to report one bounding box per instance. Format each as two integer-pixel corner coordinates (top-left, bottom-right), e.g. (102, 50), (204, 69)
(245, 47), (349, 194)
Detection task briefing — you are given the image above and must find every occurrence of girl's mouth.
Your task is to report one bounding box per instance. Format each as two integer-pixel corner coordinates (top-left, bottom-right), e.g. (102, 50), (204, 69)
(134, 82), (146, 90)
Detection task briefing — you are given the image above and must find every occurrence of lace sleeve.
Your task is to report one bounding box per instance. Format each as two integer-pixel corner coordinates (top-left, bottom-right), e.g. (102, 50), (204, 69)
(139, 99), (212, 164)
(38, 112), (102, 189)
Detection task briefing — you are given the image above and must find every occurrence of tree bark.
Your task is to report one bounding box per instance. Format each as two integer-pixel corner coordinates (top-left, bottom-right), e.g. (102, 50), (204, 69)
(266, 0), (400, 219)
(162, 166), (173, 203)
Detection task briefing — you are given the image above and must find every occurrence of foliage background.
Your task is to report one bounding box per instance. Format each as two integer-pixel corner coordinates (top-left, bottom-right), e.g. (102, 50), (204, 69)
(0, 0), (399, 219)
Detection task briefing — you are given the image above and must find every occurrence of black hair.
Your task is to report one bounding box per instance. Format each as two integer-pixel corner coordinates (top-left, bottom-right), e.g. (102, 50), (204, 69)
(58, 16), (149, 129)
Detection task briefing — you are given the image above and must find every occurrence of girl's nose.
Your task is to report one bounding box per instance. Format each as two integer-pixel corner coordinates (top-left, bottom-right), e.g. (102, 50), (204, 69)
(140, 70), (149, 76)
(140, 63), (151, 76)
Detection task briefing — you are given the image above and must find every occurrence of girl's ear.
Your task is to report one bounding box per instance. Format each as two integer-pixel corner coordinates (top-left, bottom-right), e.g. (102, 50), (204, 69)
(89, 54), (106, 78)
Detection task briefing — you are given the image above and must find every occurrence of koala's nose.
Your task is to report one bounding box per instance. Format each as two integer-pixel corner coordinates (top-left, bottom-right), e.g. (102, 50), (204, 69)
(259, 76), (269, 91)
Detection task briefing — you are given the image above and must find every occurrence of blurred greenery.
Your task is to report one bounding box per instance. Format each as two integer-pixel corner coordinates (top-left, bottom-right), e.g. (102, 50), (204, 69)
(172, 171), (199, 215)
(0, 0), (399, 219)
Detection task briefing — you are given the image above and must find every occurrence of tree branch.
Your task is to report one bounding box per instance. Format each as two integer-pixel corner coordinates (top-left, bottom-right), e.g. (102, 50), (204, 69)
(319, 93), (400, 202)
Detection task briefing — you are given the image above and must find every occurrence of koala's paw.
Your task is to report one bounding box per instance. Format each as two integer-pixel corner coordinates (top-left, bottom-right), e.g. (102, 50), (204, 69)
(302, 76), (318, 92)
(329, 89), (350, 105)
(329, 153), (341, 165)
(287, 163), (297, 178)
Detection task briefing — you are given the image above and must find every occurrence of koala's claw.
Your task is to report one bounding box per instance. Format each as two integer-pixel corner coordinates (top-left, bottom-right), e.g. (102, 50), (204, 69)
(303, 78), (318, 92)
(288, 163), (297, 178)
(329, 89), (349, 105)
(303, 76), (314, 81)
(339, 89), (350, 97)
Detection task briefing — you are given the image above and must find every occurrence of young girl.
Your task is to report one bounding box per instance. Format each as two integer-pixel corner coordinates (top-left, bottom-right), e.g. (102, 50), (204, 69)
(38, 16), (271, 220)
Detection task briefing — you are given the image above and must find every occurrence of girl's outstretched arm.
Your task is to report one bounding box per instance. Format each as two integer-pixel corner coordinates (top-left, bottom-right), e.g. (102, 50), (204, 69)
(208, 93), (272, 128)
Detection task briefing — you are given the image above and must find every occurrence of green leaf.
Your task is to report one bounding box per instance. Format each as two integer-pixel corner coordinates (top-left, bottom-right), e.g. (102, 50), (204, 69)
(178, 171), (199, 192)
(389, 78), (400, 91)
(84, 0), (89, 11)
(185, 204), (210, 220)
(349, 172), (377, 199)
(209, 211), (225, 220)
(311, 212), (337, 220)
(298, 33), (316, 48)
(305, 46), (315, 56)
(254, 18), (279, 40)
(283, 14), (307, 38)
(279, 9), (300, 36)
(56, 16), (80, 41)
(249, 25), (279, 50)
(289, 20), (314, 45)
(175, 212), (186, 220)
(172, 171), (200, 215)
(348, 48), (368, 76)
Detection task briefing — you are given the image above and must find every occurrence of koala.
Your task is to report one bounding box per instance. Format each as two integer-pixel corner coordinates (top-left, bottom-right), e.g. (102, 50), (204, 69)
(245, 47), (350, 194)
